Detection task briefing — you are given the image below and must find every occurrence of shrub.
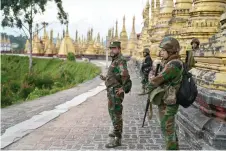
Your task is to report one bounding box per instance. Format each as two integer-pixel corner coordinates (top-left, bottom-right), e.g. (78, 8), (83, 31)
(27, 88), (50, 100)
(34, 75), (54, 89)
(19, 83), (35, 99)
(10, 81), (21, 93)
(1, 85), (14, 107)
(67, 52), (75, 61)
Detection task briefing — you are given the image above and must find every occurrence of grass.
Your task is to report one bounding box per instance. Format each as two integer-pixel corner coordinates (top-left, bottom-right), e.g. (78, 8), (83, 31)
(1, 55), (101, 108)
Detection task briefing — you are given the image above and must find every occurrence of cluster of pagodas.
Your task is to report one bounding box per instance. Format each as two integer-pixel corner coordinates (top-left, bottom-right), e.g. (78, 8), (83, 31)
(24, 25), (106, 57)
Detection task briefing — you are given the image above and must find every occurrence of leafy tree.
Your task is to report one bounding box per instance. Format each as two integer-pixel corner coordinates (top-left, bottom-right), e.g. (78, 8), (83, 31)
(1, 0), (68, 73)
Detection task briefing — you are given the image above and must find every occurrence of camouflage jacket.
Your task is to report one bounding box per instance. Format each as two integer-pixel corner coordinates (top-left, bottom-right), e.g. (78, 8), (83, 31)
(187, 50), (195, 70)
(141, 55), (152, 75)
(147, 54), (183, 105)
(105, 54), (130, 90)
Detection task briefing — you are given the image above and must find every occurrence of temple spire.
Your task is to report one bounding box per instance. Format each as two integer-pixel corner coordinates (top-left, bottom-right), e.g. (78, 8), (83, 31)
(115, 20), (119, 40)
(97, 32), (100, 43)
(132, 16), (135, 33)
(75, 30), (78, 42)
(66, 24), (69, 37)
(112, 27), (114, 39)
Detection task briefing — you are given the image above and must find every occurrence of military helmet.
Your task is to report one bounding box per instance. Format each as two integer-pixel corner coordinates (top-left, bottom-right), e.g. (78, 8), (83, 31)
(143, 48), (150, 53)
(109, 41), (121, 48)
(159, 37), (180, 53)
(190, 38), (200, 45)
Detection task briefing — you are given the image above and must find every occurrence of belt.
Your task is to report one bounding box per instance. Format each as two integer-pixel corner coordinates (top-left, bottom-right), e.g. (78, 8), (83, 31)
(107, 85), (121, 91)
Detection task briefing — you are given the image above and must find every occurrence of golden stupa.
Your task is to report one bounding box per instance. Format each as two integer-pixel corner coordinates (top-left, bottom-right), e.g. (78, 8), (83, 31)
(55, 33), (61, 54)
(137, 0), (226, 149)
(84, 28), (96, 55)
(120, 16), (129, 55)
(94, 32), (103, 54)
(44, 29), (55, 57)
(127, 16), (137, 57)
(32, 33), (43, 56)
(114, 20), (119, 41)
(150, 0), (174, 60)
(180, 0), (226, 56)
(58, 25), (75, 57)
(166, 0), (193, 56)
(137, 0), (151, 60)
(100, 37), (105, 55)
(74, 30), (80, 55)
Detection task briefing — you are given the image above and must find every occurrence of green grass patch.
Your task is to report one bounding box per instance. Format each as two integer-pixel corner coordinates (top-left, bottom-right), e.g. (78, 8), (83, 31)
(1, 55), (101, 108)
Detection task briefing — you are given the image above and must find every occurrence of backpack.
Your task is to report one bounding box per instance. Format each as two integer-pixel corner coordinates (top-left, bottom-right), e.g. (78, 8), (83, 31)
(176, 63), (198, 108)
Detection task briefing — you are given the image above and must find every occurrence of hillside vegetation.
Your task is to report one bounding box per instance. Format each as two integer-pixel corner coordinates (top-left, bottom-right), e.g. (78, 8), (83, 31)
(1, 55), (101, 107)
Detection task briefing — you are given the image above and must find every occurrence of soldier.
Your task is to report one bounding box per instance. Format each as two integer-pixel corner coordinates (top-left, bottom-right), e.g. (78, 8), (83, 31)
(139, 48), (152, 94)
(187, 38), (200, 70)
(100, 41), (130, 148)
(145, 37), (183, 150)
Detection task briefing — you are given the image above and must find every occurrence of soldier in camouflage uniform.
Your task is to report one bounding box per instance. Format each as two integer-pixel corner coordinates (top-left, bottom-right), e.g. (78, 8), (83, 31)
(187, 38), (200, 70)
(145, 37), (183, 150)
(100, 41), (130, 148)
(139, 48), (153, 94)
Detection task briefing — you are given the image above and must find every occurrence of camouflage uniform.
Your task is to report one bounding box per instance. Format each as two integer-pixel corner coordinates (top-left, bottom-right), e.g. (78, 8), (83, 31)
(187, 38), (199, 70)
(140, 48), (152, 93)
(104, 41), (130, 148)
(146, 37), (183, 150)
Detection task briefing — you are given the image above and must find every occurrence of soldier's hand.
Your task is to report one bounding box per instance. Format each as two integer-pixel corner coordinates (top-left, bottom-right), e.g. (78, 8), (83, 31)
(99, 74), (106, 81)
(116, 87), (124, 95)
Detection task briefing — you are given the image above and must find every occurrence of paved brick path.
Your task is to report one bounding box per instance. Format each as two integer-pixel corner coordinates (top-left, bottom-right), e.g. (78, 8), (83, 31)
(4, 63), (192, 150)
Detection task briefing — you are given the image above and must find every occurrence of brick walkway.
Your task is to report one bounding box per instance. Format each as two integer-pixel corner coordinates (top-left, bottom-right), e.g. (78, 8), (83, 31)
(4, 64), (192, 150)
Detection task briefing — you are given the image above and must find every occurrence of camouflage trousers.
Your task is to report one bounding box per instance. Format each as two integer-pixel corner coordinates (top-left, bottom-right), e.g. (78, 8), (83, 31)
(107, 87), (124, 138)
(158, 103), (179, 150)
(141, 75), (149, 89)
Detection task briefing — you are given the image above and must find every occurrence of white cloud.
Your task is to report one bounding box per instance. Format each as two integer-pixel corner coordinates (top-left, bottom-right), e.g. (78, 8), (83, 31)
(2, 0), (166, 40)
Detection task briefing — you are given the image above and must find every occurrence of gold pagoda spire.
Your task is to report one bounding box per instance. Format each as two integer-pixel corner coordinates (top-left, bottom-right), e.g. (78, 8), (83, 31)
(90, 28), (93, 41)
(120, 15), (128, 55)
(58, 24), (75, 57)
(128, 16), (137, 57)
(115, 20), (119, 40)
(56, 33), (61, 52)
(97, 32), (100, 43)
(45, 29), (55, 56)
(66, 24), (69, 37)
(112, 27), (114, 39)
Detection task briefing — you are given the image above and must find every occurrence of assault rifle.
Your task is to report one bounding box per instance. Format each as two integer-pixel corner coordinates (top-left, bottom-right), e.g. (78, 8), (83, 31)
(142, 63), (160, 127)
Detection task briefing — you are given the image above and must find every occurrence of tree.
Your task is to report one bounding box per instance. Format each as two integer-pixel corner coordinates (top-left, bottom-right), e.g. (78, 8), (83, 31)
(1, 0), (68, 73)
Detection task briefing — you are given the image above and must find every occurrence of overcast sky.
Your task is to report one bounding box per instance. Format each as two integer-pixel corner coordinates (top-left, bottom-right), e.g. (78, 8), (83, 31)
(2, 0), (165, 40)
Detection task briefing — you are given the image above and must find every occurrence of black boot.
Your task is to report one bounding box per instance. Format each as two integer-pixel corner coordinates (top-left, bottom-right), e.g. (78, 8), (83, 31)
(105, 137), (121, 148)
(108, 131), (116, 137)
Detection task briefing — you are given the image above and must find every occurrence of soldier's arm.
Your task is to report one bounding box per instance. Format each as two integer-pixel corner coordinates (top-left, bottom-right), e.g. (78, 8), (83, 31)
(119, 59), (130, 90)
(142, 57), (152, 70)
(147, 60), (182, 88)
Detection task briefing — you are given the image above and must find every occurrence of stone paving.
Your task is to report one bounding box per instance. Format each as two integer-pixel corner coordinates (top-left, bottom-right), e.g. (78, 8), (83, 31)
(3, 62), (192, 150)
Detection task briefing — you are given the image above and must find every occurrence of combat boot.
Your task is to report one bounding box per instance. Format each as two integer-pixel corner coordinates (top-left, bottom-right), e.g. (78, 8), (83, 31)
(105, 137), (121, 148)
(108, 131), (116, 137)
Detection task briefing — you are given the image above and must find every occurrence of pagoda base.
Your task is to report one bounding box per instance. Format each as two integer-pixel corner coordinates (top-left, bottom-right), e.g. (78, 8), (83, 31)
(57, 54), (67, 58)
(81, 54), (111, 60)
(32, 53), (44, 56)
(176, 76), (226, 150)
(44, 54), (54, 57)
